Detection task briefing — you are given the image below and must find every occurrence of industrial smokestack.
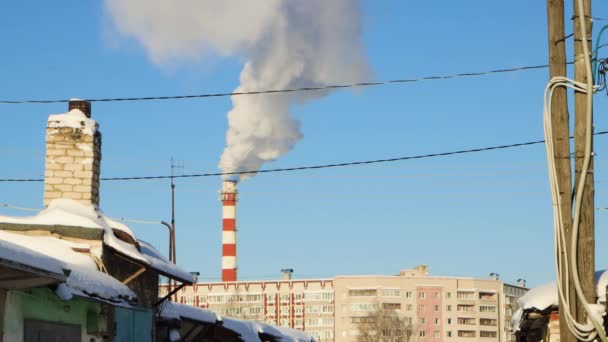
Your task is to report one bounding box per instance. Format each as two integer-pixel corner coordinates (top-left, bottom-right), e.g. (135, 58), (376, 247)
(221, 180), (238, 282)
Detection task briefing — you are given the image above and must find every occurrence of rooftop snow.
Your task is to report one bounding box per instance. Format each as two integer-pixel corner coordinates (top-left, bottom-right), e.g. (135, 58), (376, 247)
(512, 271), (608, 331)
(48, 109), (97, 135)
(159, 302), (314, 341)
(138, 240), (194, 283)
(518, 270), (608, 312)
(159, 301), (220, 323)
(0, 199), (148, 265)
(0, 230), (136, 304)
(0, 234), (66, 277)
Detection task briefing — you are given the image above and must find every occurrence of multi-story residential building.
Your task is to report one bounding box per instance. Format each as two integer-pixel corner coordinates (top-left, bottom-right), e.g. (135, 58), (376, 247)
(160, 265), (527, 342)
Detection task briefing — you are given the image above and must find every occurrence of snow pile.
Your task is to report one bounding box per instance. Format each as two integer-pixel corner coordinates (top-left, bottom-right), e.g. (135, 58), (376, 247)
(0, 234), (66, 277)
(48, 108), (97, 135)
(138, 240), (194, 283)
(274, 326), (315, 342)
(221, 317), (262, 341)
(518, 282), (558, 312)
(159, 301), (314, 341)
(0, 230), (136, 304)
(512, 271), (608, 331)
(159, 301), (220, 323)
(221, 318), (314, 342)
(0, 199), (148, 265)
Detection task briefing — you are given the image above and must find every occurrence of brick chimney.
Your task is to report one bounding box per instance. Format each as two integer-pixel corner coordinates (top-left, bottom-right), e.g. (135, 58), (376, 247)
(43, 100), (102, 207)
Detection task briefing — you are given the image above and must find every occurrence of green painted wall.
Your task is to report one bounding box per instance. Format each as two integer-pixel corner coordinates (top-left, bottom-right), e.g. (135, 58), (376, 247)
(3, 288), (104, 342)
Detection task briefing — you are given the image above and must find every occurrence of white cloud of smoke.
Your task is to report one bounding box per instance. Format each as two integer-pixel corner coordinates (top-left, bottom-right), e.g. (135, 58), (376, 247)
(105, 0), (370, 180)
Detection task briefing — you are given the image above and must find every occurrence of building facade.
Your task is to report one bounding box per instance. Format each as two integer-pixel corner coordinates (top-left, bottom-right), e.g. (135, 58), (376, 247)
(160, 265), (528, 342)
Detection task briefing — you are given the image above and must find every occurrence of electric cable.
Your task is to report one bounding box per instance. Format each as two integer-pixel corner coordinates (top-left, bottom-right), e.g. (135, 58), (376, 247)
(545, 76), (598, 341)
(3, 131), (608, 183)
(0, 203), (40, 211)
(0, 63), (560, 105)
(568, 1), (606, 340)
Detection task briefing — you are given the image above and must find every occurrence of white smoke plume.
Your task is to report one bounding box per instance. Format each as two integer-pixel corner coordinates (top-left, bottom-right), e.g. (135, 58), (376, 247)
(105, 0), (370, 180)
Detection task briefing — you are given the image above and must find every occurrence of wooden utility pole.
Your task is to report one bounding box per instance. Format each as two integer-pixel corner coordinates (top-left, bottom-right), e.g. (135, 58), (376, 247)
(547, 1), (575, 341)
(573, 0), (595, 323)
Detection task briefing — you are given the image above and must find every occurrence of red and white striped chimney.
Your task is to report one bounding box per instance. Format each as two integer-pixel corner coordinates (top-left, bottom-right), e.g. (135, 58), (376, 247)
(221, 180), (238, 282)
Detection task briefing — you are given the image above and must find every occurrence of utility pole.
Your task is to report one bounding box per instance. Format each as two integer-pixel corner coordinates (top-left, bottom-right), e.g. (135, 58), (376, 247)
(573, 0), (595, 323)
(547, 1), (574, 341)
(170, 157), (183, 301)
(170, 158), (183, 264)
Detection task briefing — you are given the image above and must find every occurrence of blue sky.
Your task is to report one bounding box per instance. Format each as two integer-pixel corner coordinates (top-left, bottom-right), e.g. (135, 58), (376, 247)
(2, 1), (608, 287)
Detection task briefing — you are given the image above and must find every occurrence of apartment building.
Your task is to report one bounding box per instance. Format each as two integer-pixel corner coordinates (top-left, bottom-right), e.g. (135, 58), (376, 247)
(160, 265), (527, 342)
(161, 275), (335, 341)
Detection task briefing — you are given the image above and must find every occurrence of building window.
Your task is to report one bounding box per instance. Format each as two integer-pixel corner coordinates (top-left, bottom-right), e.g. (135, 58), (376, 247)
(479, 292), (497, 300)
(349, 289), (377, 297)
(480, 331), (497, 338)
(295, 307), (303, 314)
(267, 294), (276, 302)
(248, 307), (262, 315)
(447, 318), (452, 324)
(304, 291), (333, 301)
(419, 331), (426, 337)
(479, 305), (496, 313)
(382, 289), (401, 297)
(446, 292), (452, 299)
(420, 318), (425, 324)
(406, 304), (413, 311)
(434, 292), (440, 299)
(434, 331), (440, 338)
(383, 303), (401, 310)
(351, 316), (376, 324)
(433, 305), (439, 312)
(280, 294), (290, 302)
(406, 291), (412, 298)
(458, 317), (475, 325)
(458, 330), (476, 338)
(480, 318), (497, 326)
(457, 305), (474, 312)
(306, 317), (334, 327)
(418, 305), (425, 312)
(447, 331), (452, 337)
(305, 305), (322, 314)
(434, 318), (440, 325)
(208, 294), (225, 303)
(294, 293), (303, 301)
(457, 291), (474, 300)
(446, 305), (452, 311)
(419, 292), (425, 299)
(350, 303), (380, 312)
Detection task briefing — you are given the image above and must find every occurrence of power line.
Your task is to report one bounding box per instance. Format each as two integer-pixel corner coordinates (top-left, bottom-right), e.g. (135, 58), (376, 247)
(0, 203), (40, 211)
(2, 130), (607, 183)
(0, 63), (555, 104)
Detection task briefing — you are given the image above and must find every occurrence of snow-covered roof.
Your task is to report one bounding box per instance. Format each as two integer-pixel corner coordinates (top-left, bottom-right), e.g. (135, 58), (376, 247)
(0, 234), (67, 277)
(159, 302), (314, 341)
(138, 240), (194, 284)
(0, 199), (148, 265)
(517, 271), (608, 312)
(512, 271), (608, 331)
(0, 230), (136, 304)
(48, 108), (97, 135)
(159, 301), (220, 323)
